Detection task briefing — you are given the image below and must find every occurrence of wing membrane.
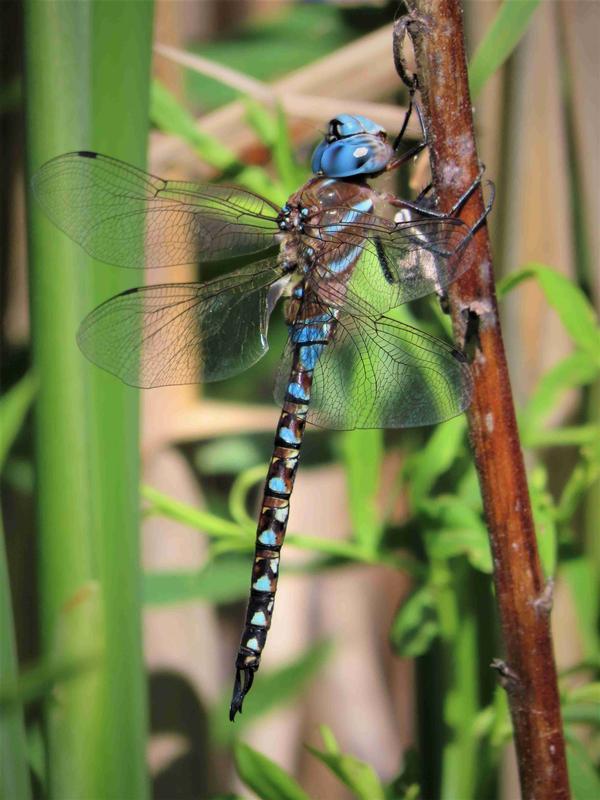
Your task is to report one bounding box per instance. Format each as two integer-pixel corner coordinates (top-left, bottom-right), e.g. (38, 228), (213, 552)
(78, 259), (284, 387)
(32, 151), (280, 268)
(275, 311), (472, 430)
(306, 213), (472, 315)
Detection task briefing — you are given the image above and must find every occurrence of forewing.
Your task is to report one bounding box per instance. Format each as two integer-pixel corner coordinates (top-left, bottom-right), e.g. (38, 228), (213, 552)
(275, 312), (472, 430)
(32, 151), (280, 268)
(77, 259), (284, 387)
(307, 212), (472, 315)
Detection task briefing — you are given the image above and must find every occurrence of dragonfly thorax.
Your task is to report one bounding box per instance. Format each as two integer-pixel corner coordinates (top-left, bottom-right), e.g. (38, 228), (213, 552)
(277, 202), (316, 233)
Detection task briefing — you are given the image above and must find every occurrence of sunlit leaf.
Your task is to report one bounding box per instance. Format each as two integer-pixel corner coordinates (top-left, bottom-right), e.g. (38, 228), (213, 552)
(0, 372), (37, 471)
(420, 496), (491, 573)
(142, 484), (246, 540)
(339, 429), (384, 553)
(520, 352), (598, 437)
(469, 0), (542, 98)
(529, 467), (557, 577)
(307, 726), (386, 800)
(390, 585), (439, 657)
(561, 558), (600, 662)
(143, 558), (251, 606)
(150, 79), (279, 198)
(405, 416), (467, 508)
(567, 738), (600, 800)
(234, 742), (310, 800)
(499, 264), (600, 360)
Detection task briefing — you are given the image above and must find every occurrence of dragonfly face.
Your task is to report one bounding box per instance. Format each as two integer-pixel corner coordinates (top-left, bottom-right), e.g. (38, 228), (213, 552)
(311, 113), (395, 178)
(32, 114), (484, 720)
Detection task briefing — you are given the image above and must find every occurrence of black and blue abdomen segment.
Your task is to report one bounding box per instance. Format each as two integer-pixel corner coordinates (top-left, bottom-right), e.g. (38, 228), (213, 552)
(230, 288), (336, 719)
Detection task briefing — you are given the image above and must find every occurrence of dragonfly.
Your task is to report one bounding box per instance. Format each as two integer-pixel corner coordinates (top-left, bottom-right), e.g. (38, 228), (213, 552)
(32, 107), (491, 721)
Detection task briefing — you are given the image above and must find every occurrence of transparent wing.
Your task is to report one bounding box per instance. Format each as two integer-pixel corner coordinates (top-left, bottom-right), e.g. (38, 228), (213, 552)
(78, 258), (284, 388)
(306, 212), (472, 315)
(275, 311), (472, 430)
(32, 151), (280, 268)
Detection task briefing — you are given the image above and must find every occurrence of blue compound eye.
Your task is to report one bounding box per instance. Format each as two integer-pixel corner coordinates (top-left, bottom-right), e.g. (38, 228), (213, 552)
(328, 114), (386, 140)
(311, 132), (393, 178)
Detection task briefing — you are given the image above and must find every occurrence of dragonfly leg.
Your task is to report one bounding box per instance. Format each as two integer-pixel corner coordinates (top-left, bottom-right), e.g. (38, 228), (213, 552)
(389, 99), (428, 171)
(470, 179), (496, 234)
(415, 181), (433, 203)
(382, 164), (491, 227)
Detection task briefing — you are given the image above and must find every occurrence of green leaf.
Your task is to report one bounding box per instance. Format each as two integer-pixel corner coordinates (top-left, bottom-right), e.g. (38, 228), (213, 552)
(244, 97), (277, 148)
(420, 496), (491, 573)
(272, 102), (305, 193)
(143, 558), (251, 606)
(228, 463), (269, 530)
(307, 726), (386, 800)
(405, 416), (467, 507)
(557, 443), (600, 526)
(469, 1), (542, 98)
(390, 585), (439, 657)
(0, 372), (37, 471)
(150, 79), (279, 198)
(567, 682), (600, 705)
(520, 352), (598, 437)
(211, 640), (332, 744)
(0, 651), (100, 712)
(425, 527), (492, 574)
(151, 78), (238, 170)
(234, 742), (310, 800)
(142, 484), (246, 541)
(567, 738), (600, 800)
(563, 704), (600, 727)
(195, 436), (263, 476)
(525, 424), (600, 448)
(499, 264), (600, 359)
(339, 429), (384, 553)
(529, 467), (557, 577)
(561, 557), (600, 662)
(385, 749), (421, 800)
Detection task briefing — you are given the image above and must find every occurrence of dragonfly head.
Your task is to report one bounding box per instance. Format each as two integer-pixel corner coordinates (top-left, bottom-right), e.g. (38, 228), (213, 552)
(311, 114), (394, 179)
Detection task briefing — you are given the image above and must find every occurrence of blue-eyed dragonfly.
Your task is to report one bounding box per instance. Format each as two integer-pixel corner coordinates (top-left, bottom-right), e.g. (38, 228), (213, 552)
(32, 110), (490, 720)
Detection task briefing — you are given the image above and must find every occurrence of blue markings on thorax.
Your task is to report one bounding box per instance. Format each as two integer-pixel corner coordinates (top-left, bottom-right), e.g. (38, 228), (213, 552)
(327, 243), (364, 274)
(298, 344), (323, 371)
(291, 314), (332, 344)
(320, 197), (373, 235)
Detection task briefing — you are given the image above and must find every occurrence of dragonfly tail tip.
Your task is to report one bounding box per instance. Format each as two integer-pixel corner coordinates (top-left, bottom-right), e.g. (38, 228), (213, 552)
(229, 667), (256, 722)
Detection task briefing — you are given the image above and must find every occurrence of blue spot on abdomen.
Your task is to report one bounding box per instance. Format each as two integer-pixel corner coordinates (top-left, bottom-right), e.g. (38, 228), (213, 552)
(253, 575), (272, 592)
(268, 476), (287, 494)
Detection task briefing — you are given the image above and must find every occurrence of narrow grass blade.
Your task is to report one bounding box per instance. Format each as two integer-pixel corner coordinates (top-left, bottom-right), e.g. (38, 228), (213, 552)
(469, 0), (542, 98)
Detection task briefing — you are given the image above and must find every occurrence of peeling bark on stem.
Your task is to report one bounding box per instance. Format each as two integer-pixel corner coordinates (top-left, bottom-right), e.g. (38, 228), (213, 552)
(398, 2), (570, 798)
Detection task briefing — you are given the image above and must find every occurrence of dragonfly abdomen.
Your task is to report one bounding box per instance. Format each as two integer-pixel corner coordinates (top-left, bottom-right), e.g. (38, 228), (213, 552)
(230, 289), (337, 721)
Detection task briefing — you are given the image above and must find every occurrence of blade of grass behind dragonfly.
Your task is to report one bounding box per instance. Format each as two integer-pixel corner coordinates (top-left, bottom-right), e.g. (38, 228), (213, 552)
(468, 0), (542, 98)
(24, 1), (153, 797)
(0, 520), (31, 800)
(151, 78), (281, 199)
(0, 373), (36, 799)
(85, 3), (153, 797)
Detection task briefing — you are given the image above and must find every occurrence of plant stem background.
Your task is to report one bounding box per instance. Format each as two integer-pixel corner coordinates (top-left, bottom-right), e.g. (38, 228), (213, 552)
(2, 2), (599, 799)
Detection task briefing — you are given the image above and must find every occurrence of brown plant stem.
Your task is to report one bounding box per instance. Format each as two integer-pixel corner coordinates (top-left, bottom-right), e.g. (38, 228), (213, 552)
(398, 2), (570, 798)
